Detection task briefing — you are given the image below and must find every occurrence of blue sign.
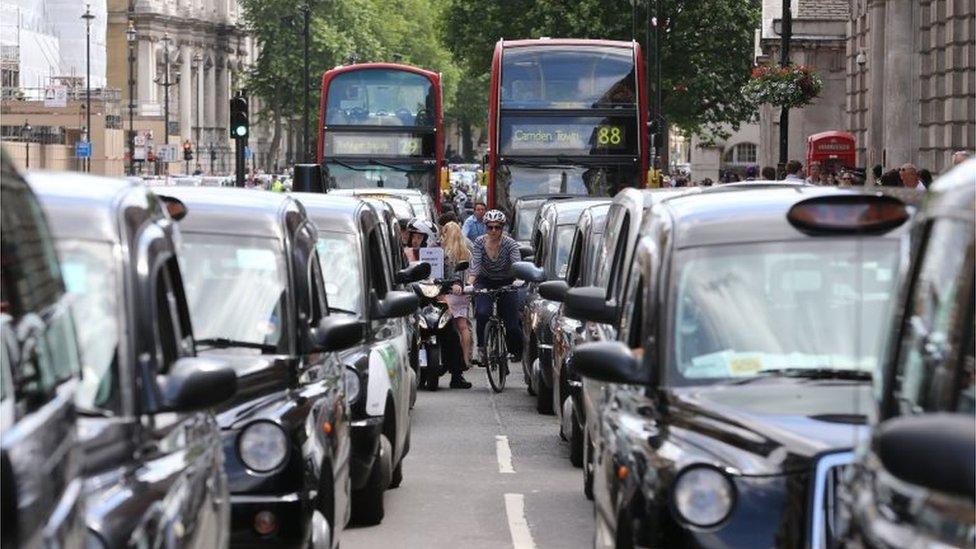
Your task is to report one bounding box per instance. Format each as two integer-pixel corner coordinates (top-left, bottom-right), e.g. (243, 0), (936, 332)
(244, 146), (252, 160)
(75, 141), (91, 158)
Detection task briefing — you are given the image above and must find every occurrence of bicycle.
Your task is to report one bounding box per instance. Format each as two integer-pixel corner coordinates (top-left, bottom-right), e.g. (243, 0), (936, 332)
(468, 285), (519, 393)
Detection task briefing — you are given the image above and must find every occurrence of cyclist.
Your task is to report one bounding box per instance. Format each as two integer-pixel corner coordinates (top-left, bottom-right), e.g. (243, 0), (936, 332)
(463, 209), (522, 365)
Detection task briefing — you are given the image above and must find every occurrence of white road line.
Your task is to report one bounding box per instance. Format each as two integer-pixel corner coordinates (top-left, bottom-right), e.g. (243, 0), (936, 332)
(504, 493), (537, 549)
(495, 435), (515, 474)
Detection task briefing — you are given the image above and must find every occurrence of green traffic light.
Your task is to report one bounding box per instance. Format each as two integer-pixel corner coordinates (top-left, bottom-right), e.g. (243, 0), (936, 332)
(235, 126), (247, 137)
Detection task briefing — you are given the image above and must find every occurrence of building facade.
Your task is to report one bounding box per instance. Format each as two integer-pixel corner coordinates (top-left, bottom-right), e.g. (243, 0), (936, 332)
(847, 0), (974, 174)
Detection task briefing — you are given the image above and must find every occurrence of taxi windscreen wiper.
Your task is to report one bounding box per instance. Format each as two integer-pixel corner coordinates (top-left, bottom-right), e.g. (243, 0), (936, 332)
(75, 404), (114, 418)
(327, 307), (359, 316)
(195, 337), (277, 353)
(756, 367), (872, 380)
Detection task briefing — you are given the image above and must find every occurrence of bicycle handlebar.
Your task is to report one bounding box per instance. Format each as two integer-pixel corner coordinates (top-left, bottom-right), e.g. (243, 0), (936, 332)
(464, 285), (520, 296)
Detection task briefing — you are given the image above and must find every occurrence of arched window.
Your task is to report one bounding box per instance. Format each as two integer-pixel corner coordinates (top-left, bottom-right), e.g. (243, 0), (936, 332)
(722, 142), (758, 165)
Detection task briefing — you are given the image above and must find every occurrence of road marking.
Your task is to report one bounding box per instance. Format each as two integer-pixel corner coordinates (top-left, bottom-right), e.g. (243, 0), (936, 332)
(504, 493), (537, 549)
(496, 435), (515, 473)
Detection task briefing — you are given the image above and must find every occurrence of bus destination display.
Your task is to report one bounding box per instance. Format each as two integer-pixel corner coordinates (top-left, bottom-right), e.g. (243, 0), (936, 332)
(506, 122), (627, 154)
(326, 133), (423, 156)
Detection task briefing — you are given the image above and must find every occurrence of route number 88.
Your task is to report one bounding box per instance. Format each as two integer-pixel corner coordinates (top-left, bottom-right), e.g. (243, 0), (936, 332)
(597, 126), (622, 146)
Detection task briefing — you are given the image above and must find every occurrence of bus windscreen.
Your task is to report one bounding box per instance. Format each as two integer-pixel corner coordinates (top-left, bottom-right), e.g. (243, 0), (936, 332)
(500, 46), (636, 110)
(325, 69), (435, 127)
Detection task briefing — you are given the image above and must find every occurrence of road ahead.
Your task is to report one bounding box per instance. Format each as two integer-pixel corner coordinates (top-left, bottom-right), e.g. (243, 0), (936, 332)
(344, 365), (593, 549)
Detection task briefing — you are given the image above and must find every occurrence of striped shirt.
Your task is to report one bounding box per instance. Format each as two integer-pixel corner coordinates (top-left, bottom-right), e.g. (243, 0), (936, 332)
(470, 234), (521, 281)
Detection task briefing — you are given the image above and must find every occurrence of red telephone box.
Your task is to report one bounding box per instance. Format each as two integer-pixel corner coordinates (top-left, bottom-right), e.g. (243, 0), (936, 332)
(806, 131), (855, 176)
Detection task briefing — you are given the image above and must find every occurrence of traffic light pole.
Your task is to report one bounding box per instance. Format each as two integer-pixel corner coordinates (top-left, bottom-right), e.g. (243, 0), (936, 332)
(235, 138), (245, 187)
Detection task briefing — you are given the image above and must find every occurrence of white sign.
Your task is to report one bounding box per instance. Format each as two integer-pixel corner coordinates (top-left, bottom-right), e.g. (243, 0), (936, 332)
(157, 144), (178, 163)
(134, 134), (146, 146)
(134, 146), (147, 161)
(44, 85), (67, 108)
(418, 247), (444, 280)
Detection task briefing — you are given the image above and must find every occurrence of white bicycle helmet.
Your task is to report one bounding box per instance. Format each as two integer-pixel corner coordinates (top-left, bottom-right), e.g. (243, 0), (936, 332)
(483, 209), (506, 224)
(407, 218), (439, 245)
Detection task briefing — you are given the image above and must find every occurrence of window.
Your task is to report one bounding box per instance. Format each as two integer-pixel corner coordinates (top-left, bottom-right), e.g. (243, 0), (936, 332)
(366, 229), (389, 299)
(317, 231), (363, 316)
(565, 230), (585, 287)
(892, 220), (973, 415)
(0, 181), (63, 318)
(501, 46), (637, 109)
(552, 225), (577, 280)
(618, 268), (645, 351)
(722, 142), (758, 165)
(594, 205), (626, 290)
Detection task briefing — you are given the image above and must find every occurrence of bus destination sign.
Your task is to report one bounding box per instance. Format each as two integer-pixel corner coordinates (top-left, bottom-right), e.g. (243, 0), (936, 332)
(508, 123), (626, 152)
(327, 133), (423, 156)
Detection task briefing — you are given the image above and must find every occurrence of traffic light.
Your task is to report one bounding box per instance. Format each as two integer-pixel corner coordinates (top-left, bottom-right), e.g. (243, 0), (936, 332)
(183, 140), (193, 161)
(230, 95), (248, 139)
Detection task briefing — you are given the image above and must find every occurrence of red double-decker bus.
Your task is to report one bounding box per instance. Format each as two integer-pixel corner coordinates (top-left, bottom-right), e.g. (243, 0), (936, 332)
(318, 63), (444, 208)
(486, 39), (649, 216)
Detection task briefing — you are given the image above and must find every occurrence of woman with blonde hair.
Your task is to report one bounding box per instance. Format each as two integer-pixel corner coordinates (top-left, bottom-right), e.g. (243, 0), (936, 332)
(441, 221), (474, 369)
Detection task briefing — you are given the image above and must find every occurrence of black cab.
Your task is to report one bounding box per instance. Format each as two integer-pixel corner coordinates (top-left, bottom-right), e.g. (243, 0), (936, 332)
(568, 185), (919, 547)
(511, 194), (581, 245)
(293, 192), (421, 525)
(30, 172), (238, 548)
(844, 160), (975, 548)
(516, 198), (610, 415)
(547, 202), (611, 468)
(0, 155), (87, 549)
(158, 187), (365, 548)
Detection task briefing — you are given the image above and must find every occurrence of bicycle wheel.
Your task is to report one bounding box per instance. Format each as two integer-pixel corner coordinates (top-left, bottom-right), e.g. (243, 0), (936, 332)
(485, 321), (507, 392)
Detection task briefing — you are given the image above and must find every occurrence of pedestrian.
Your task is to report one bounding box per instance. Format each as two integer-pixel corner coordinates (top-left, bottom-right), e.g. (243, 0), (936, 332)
(879, 169), (901, 187)
(838, 171), (855, 186)
(745, 165), (758, 181)
(442, 221), (474, 371)
(271, 176), (284, 193)
(700, 177), (714, 187)
(783, 160), (804, 181)
(806, 161), (823, 185)
(872, 164), (884, 185)
(952, 151), (971, 166)
(462, 202), (487, 241)
(437, 211), (458, 228)
(761, 166), (777, 180)
(193, 164), (203, 176)
(917, 168), (933, 189)
(466, 209), (523, 365)
(898, 164), (925, 190)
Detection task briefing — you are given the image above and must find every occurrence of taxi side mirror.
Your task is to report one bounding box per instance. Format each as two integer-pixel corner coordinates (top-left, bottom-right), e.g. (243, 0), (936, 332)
(314, 316), (366, 352)
(538, 280), (569, 302)
(157, 357), (237, 412)
(396, 262), (431, 284)
(564, 286), (618, 325)
(513, 261), (545, 283)
(371, 290), (419, 319)
(568, 341), (646, 385)
(876, 413), (975, 499)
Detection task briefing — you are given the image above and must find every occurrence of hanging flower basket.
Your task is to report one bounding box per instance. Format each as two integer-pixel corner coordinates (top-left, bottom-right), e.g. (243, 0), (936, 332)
(743, 64), (823, 109)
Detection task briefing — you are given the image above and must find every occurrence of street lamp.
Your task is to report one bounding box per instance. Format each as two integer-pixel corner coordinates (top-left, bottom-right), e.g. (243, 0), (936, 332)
(126, 20), (137, 175)
(22, 120), (32, 169)
(81, 3), (95, 173)
(156, 32), (175, 175)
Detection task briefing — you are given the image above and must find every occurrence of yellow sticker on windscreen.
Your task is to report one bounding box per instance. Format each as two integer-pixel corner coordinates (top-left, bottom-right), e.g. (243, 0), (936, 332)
(729, 356), (762, 376)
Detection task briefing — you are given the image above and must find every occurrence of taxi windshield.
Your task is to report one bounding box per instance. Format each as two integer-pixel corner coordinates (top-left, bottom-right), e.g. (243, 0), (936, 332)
(179, 233), (288, 350)
(668, 239), (900, 385)
(316, 231), (363, 316)
(58, 239), (120, 413)
(552, 225), (577, 279)
(514, 201), (544, 241)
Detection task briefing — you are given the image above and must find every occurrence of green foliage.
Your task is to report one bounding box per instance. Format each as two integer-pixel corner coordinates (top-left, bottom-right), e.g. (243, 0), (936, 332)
(743, 63), (823, 109)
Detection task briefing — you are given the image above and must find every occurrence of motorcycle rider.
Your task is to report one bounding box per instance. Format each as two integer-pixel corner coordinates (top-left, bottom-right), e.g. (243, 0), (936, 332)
(463, 209), (522, 365)
(406, 218), (472, 389)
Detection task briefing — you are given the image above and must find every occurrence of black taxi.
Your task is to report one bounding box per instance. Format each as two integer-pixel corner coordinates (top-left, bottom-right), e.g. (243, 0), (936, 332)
(1, 155), (87, 549)
(30, 173), (238, 548)
(568, 185), (919, 547)
(545, 202), (611, 467)
(293, 192), (422, 525)
(158, 187), (368, 548)
(844, 160), (975, 548)
(516, 198), (609, 415)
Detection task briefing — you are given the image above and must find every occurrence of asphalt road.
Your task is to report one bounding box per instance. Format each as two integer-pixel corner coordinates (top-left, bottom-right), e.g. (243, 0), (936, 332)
(344, 363), (594, 549)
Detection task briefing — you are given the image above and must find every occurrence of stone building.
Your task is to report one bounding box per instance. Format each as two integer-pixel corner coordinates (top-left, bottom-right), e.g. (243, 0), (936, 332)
(105, 0), (248, 172)
(846, 0), (975, 174)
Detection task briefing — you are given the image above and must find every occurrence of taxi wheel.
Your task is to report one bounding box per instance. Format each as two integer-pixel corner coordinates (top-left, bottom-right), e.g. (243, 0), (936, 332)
(390, 459), (403, 489)
(535, 364), (554, 415)
(583, 428), (594, 500)
(569, 416), (584, 468)
(350, 436), (391, 525)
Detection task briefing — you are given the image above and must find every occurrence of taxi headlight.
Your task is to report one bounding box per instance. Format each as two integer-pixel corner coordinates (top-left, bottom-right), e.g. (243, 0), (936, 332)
(437, 310), (452, 330)
(238, 421), (289, 472)
(673, 466), (734, 527)
(418, 283), (440, 299)
(343, 367), (361, 404)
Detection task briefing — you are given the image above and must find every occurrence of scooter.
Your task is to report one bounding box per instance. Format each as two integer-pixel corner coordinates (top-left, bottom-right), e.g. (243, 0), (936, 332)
(411, 263), (467, 391)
